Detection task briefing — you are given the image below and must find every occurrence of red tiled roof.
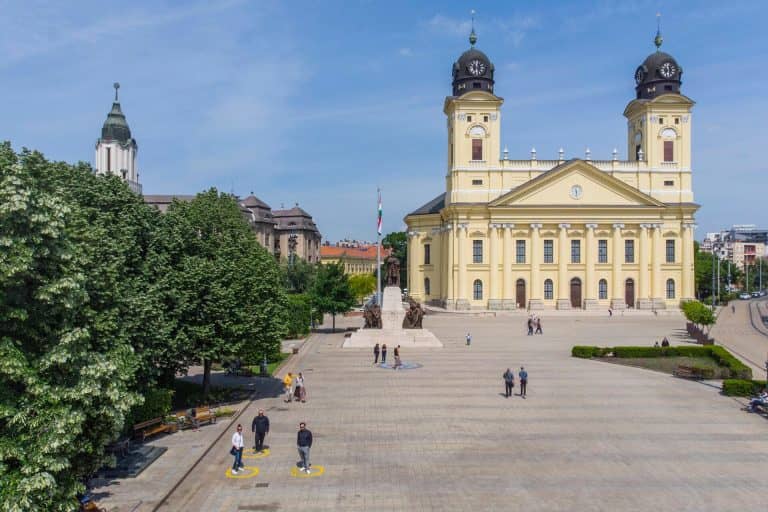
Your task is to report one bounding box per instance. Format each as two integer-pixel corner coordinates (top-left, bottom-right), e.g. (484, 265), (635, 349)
(320, 245), (392, 261)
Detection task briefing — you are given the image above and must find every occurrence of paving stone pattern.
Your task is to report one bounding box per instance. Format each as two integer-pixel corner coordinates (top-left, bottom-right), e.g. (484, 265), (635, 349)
(124, 314), (768, 511)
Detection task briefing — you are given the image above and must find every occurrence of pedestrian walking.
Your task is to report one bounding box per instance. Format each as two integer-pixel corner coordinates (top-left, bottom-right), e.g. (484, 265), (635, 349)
(294, 372), (304, 402)
(608, 307), (613, 317)
(381, 344), (388, 364)
(503, 368), (515, 398)
(283, 372), (294, 402)
(297, 372), (307, 402)
(393, 345), (402, 370)
(527, 317), (533, 336)
(373, 343), (380, 364)
(466, 332), (472, 346)
(534, 318), (542, 335)
(230, 424), (245, 473)
(251, 409), (269, 452)
(297, 422), (313, 473)
(661, 337), (670, 348)
(519, 366), (528, 398)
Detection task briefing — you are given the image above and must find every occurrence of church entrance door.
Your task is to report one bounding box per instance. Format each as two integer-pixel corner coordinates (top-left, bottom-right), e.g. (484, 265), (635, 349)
(570, 278), (582, 309)
(516, 279), (526, 309)
(625, 279), (635, 308)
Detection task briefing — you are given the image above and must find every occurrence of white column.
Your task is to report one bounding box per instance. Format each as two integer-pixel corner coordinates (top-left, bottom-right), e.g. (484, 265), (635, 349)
(529, 223), (542, 308)
(457, 223), (468, 308)
(407, 231), (420, 299)
(557, 223), (571, 308)
(584, 224), (598, 305)
(502, 225), (513, 304)
(611, 223), (625, 308)
(682, 223), (695, 299)
(638, 224), (650, 308)
(446, 223), (455, 304)
(488, 223), (499, 306)
(652, 224), (663, 303)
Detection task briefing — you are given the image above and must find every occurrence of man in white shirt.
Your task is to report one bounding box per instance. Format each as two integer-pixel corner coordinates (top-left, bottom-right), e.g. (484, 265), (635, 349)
(231, 424), (245, 473)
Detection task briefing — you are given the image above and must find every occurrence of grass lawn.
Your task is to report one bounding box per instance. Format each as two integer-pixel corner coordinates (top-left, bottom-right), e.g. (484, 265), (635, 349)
(598, 355), (729, 378)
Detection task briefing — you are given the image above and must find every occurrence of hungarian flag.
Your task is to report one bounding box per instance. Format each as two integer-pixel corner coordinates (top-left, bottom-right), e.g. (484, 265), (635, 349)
(377, 189), (382, 236)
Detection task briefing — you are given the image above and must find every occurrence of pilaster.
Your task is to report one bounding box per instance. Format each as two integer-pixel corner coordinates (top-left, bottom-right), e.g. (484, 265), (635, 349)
(611, 223), (626, 310)
(557, 223), (571, 310)
(583, 223), (599, 310)
(637, 224), (653, 310)
(651, 224), (665, 309)
(529, 223), (544, 310)
(488, 223), (501, 310)
(455, 223), (469, 310)
(681, 223), (695, 301)
(501, 224), (516, 309)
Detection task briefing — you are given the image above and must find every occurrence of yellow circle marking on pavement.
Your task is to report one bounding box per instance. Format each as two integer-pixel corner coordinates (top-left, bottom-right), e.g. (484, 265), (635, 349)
(225, 466), (259, 479)
(290, 465), (325, 478)
(243, 448), (270, 459)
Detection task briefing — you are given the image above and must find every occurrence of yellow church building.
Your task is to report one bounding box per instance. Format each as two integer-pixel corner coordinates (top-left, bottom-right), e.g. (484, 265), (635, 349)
(405, 28), (698, 311)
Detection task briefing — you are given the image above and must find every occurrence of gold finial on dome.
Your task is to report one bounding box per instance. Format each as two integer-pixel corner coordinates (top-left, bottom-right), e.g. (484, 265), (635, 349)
(469, 9), (477, 46)
(654, 12), (663, 50)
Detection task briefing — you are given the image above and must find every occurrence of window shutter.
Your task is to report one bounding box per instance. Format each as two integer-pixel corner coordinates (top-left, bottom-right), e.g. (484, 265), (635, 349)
(663, 141), (673, 162)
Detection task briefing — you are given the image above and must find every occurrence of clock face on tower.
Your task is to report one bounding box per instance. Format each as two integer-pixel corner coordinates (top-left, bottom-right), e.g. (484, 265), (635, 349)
(467, 59), (486, 76)
(659, 61), (677, 78)
(634, 67), (645, 84)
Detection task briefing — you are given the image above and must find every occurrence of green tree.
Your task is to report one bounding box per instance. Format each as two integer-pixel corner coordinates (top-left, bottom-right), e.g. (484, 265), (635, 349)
(155, 189), (287, 395)
(310, 261), (355, 331)
(382, 231), (407, 289)
(0, 144), (140, 510)
(349, 273), (376, 304)
(681, 300), (716, 332)
(282, 257), (317, 294)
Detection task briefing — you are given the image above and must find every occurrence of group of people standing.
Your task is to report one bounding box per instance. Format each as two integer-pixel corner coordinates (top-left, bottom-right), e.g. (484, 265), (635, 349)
(526, 316), (543, 335)
(230, 410), (314, 474)
(373, 343), (402, 369)
(282, 372), (307, 403)
(502, 367), (529, 398)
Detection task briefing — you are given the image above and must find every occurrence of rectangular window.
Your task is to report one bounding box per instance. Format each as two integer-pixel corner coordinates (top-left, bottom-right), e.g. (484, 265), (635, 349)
(472, 179), (483, 185)
(571, 240), (581, 264)
(473, 240), (483, 263)
(483, 115), (488, 122)
(467, 115), (472, 122)
(625, 240), (635, 263)
(659, 117), (664, 124)
(674, 117), (680, 124)
(598, 239), (608, 263)
(424, 244), (431, 265)
(664, 180), (674, 186)
(635, 144), (642, 160)
(472, 139), (483, 161)
(516, 240), (526, 264)
(544, 240), (554, 264)
(666, 239), (675, 263)
(663, 140), (674, 162)
(106, 147), (111, 172)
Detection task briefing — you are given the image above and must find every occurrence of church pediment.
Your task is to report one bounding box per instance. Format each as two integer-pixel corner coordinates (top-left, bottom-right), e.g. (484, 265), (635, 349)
(489, 159), (665, 209)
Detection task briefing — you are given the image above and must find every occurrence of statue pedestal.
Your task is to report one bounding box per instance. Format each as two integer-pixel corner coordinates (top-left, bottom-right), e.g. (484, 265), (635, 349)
(343, 286), (443, 348)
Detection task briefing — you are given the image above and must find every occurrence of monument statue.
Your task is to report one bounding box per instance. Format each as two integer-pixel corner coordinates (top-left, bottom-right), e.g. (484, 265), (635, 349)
(385, 255), (401, 287)
(363, 303), (382, 329)
(402, 298), (424, 329)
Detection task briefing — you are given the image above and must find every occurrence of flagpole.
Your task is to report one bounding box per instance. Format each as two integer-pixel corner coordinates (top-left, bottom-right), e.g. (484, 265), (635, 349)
(377, 187), (382, 306)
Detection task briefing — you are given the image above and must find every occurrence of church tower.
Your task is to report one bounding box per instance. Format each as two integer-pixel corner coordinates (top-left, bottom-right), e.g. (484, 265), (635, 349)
(95, 83), (140, 193)
(623, 23), (694, 176)
(444, 26), (502, 206)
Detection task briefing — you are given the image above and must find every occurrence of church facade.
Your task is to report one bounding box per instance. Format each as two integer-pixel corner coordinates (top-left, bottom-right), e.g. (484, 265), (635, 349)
(405, 29), (698, 311)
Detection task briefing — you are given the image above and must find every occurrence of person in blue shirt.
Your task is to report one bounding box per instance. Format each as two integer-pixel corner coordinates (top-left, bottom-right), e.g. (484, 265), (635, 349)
(519, 367), (528, 398)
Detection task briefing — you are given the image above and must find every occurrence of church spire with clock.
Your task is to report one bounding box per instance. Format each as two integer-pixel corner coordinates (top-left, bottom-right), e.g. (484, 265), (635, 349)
(444, 23), (502, 206)
(95, 82), (141, 194)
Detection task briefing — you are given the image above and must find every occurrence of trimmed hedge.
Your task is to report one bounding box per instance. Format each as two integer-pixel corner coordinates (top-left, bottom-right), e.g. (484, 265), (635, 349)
(128, 388), (173, 425)
(722, 379), (767, 397)
(572, 345), (752, 379)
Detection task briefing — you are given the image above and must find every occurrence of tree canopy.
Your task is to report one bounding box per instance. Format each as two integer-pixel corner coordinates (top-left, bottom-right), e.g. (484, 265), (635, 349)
(310, 262), (355, 331)
(349, 273), (376, 304)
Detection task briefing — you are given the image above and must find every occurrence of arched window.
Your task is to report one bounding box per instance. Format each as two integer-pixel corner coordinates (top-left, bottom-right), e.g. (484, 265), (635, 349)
(599, 279), (608, 300)
(424, 278), (431, 296)
(666, 279), (676, 299)
(473, 279), (483, 300)
(544, 279), (554, 300)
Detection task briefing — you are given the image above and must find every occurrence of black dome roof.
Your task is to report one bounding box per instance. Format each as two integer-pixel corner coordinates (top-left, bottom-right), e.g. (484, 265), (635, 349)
(100, 83), (134, 144)
(451, 31), (495, 96)
(634, 34), (683, 100)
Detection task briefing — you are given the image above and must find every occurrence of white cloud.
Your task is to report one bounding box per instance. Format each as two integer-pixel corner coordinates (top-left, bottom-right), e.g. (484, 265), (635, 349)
(399, 47), (414, 57)
(427, 14), (472, 36)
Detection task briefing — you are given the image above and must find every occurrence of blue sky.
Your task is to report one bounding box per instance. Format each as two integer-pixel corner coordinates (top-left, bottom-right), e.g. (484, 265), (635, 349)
(1, 0), (765, 242)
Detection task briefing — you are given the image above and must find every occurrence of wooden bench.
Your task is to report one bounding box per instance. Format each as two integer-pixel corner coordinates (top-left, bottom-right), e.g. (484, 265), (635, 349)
(673, 365), (700, 379)
(133, 417), (174, 442)
(193, 406), (217, 426)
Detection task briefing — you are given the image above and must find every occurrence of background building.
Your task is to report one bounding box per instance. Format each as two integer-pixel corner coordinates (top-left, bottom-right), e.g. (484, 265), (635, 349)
(405, 28), (697, 310)
(273, 204), (322, 263)
(320, 243), (391, 275)
(702, 225), (768, 269)
(95, 83), (141, 194)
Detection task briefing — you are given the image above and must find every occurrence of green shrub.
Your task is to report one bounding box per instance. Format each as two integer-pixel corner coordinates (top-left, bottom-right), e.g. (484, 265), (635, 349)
(286, 293), (313, 338)
(722, 379), (767, 396)
(690, 366), (716, 379)
(215, 407), (237, 417)
(572, 346), (598, 358)
(129, 388), (173, 425)
(708, 346), (752, 379)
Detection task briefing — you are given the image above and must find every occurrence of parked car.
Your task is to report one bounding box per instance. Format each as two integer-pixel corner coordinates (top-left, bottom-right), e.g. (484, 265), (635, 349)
(739, 292), (752, 300)
(760, 290), (767, 297)
(751, 291), (761, 298)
